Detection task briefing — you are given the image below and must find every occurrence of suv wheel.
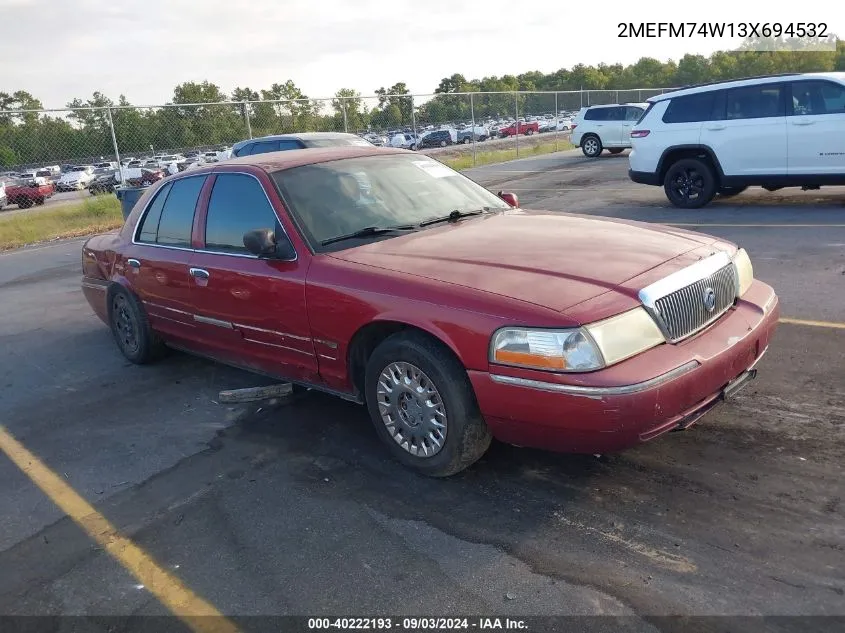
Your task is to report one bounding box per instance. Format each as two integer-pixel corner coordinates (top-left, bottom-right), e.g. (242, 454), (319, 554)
(581, 135), (602, 158)
(663, 158), (717, 209)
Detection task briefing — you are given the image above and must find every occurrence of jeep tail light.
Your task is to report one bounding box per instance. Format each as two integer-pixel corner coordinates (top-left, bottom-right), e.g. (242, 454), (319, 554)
(631, 130), (650, 138)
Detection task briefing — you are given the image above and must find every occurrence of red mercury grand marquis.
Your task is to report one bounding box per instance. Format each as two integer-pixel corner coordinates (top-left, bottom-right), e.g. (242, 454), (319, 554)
(81, 146), (780, 476)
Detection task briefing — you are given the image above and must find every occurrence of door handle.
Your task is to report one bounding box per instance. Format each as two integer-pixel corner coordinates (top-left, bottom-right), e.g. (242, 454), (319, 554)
(705, 124), (727, 131)
(127, 258), (141, 269)
(189, 268), (209, 280)
(791, 119), (815, 126)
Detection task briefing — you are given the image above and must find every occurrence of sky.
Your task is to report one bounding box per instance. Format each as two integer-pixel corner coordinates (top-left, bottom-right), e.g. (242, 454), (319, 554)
(1, 0), (841, 108)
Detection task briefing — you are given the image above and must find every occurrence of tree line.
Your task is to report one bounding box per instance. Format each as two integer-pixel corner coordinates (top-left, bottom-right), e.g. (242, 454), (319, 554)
(1, 38), (843, 168)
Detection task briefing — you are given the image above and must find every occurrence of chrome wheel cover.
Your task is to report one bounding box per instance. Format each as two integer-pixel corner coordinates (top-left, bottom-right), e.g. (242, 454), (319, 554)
(584, 138), (599, 155)
(376, 361), (447, 458)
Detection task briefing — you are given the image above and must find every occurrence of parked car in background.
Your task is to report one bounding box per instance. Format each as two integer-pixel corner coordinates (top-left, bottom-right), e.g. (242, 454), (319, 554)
(5, 176), (55, 208)
(571, 103), (648, 157)
(457, 126), (489, 144)
(231, 132), (373, 158)
(89, 168), (120, 195)
(419, 129), (454, 148)
(18, 171), (49, 186)
(57, 165), (96, 191)
(499, 121), (540, 137)
(388, 133), (420, 150)
(0, 180), (7, 210)
(124, 167), (165, 187)
(628, 72), (845, 208)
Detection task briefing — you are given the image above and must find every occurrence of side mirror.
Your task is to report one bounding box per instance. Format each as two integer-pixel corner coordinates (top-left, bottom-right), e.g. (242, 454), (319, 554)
(497, 191), (519, 208)
(243, 228), (296, 260)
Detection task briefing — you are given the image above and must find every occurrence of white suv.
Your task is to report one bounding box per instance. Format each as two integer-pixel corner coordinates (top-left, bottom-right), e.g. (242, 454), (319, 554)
(628, 72), (845, 208)
(570, 103), (649, 157)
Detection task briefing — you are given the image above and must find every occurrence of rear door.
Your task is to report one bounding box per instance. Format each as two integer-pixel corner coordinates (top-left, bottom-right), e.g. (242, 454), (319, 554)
(589, 107), (622, 146)
(188, 172), (319, 382)
(621, 106), (645, 145)
(122, 175), (208, 343)
(787, 79), (845, 175)
(699, 83), (788, 176)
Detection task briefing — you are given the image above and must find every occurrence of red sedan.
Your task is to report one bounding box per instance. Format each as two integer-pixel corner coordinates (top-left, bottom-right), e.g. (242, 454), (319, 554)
(81, 146), (779, 476)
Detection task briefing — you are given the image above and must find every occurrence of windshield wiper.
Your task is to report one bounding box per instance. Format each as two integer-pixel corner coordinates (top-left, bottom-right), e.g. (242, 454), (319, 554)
(418, 208), (490, 227)
(320, 224), (417, 246)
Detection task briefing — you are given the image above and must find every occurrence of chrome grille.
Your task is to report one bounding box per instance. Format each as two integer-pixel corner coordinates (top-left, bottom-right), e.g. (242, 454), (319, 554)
(651, 263), (737, 342)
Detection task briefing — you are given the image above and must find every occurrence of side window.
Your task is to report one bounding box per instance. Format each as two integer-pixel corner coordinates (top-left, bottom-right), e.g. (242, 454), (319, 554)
(726, 84), (786, 120)
(155, 176), (207, 247)
(249, 141), (280, 155)
(791, 81), (845, 115)
(204, 174), (281, 254)
(234, 143), (252, 157)
(136, 182), (173, 243)
(584, 108), (608, 121)
(625, 107), (644, 121)
(662, 92), (717, 123)
(277, 139), (305, 150)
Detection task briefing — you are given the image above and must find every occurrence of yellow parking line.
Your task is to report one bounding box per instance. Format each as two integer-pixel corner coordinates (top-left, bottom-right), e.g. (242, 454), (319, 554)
(0, 426), (239, 633)
(668, 223), (845, 228)
(779, 317), (845, 330)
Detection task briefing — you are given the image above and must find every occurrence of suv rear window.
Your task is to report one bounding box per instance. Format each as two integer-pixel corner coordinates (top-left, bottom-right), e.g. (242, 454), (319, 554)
(662, 92), (718, 123)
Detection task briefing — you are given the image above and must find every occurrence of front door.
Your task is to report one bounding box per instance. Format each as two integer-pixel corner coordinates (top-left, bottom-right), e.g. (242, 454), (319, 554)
(188, 172), (319, 383)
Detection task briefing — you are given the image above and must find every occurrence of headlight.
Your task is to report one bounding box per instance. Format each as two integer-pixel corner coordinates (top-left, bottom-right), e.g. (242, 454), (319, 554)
(733, 248), (753, 297)
(584, 307), (666, 365)
(490, 328), (603, 372)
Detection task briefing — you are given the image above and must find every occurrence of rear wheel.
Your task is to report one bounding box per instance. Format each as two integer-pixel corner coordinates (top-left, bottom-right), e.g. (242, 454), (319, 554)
(35, 197), (45, 206)
(663, 158), (717, 209)
(17, 198), (32, 209)
(525, 129), (534, 136)
(581, 135), (602, 157)
(364, 332), (492, 477)
(109, 287), (166, 364)
(608, 148), (624, 155)
(463, 137), (471, 144)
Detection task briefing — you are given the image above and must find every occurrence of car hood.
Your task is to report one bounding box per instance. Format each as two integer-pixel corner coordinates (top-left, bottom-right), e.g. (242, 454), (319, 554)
(329, 210), (726, 314)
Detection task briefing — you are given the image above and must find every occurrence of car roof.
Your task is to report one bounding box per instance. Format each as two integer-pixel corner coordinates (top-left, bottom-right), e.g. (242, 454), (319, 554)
(185, 146), (411, 174)
(231, 132), (366, 151)
(649, 71), (845, 102)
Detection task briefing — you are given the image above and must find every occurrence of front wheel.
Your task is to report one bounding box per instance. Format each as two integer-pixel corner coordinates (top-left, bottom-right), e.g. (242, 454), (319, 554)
(663, 158), (717, 209)
(17, 198), (33, 209)
(365, 332), (492, 477)
(581, 135), (602, 157)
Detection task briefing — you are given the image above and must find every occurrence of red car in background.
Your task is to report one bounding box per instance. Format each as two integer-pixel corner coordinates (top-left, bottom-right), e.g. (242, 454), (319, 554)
(80, 147), (779, 477)
(5, 177), (56, 208)
(499, 121), (540, 137)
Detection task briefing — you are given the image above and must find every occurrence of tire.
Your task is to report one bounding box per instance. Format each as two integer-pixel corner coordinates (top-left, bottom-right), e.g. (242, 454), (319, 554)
(462, 137), (471, 145)
(439, 140), (447, 147)
(581, 135), (602, 157)
(17, 198), (32, 209)
(608, 148), (624, 155)
(35, 197), (44, 206)
(108, 286), (166, 364)
(364, 331), (492, 477)
(717, 186), (747, 197)
(663, 158), (717, 209)
(525, 129), (534, 136)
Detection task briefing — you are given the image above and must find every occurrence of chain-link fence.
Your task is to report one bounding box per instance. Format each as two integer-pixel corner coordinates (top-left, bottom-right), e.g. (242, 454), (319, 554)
(0, 88), (673, 178)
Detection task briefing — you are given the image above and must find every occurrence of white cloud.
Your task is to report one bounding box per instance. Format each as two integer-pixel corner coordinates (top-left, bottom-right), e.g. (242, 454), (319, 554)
(0, 0), (840, 107)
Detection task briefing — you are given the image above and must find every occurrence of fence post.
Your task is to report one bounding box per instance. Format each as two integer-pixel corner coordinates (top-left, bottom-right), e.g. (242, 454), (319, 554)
(410, 95), (417, 145)
(514, 91), (519, 159)
(469, 92), (477, 166)
(105, 107), (123, 184)
(638, 89), (642, 102)
(342, 99), (349, 133)
(554, 92), (559, 152)
(243, 102), (253, 139)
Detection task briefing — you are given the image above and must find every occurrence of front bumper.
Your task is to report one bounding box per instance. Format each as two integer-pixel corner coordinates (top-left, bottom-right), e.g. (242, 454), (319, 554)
(628, 169), (661, 186)
(469, 280), (780, 454)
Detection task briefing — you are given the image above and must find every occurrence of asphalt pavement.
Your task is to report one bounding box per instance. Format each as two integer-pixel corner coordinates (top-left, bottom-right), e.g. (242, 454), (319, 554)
(0, 150), (843, 631)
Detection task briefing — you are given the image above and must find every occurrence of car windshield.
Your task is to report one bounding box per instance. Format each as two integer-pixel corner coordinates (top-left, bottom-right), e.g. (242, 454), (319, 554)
(271, 154), (511, 249)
